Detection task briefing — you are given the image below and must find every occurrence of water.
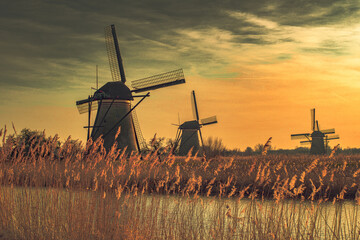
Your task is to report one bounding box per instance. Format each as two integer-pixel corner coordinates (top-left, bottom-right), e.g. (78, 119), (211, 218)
(136, 193), (360, 239)
(2, 186), (360, 239)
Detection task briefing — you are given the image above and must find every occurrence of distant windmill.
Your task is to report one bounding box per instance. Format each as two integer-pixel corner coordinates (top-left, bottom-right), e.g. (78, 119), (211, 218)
(291, 108), (339, 154)
(174, 90), (217, 155)
(76, 25), (186, 153)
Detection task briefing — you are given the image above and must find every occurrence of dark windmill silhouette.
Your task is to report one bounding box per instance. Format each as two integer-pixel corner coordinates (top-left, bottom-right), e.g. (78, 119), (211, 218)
(291, 108), (339, 154)
(76, 25), (186, 153)
(173, 90), (217, 156)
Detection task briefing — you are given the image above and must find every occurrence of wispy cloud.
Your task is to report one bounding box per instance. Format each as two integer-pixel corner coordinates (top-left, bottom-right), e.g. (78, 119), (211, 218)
(226, 11), (279, 29)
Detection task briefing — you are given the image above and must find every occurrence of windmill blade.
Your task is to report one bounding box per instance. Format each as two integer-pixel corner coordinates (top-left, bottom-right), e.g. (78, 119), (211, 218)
(104, 25), (126, 83)
(76, 99), (98, 114)
(300, 141), (311, 145)
(291, 133), (311, 140)
(173, 128), (181, 151)
(191, 90), (200, 121)
(311, 108), (315, 131)
(76, 98), (95, 106)
(131, 69), (185, 93)
(174, 128), (181, 145)
(200, 116), (217, 126)
(198, 128), (205, 148)
(131, 108), (148, 151)
(322, 128), (335, 134)
(316, 120), (320, 131)
(327, 134), (340, 140)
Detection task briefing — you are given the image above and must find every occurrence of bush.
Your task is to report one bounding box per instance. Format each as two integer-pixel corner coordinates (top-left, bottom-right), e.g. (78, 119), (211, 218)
(203, 136), (226, 158)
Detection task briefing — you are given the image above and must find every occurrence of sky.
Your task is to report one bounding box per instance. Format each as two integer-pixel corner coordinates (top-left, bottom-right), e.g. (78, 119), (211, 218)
(1, 0), (360, 150)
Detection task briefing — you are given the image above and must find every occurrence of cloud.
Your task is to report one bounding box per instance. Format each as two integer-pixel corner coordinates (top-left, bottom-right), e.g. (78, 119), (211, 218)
(1, 0), (359, 91)
(226, 11), (278, 29)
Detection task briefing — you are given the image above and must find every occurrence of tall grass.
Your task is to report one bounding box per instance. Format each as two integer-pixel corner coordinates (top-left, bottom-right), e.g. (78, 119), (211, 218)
(0, 129), (360, 239)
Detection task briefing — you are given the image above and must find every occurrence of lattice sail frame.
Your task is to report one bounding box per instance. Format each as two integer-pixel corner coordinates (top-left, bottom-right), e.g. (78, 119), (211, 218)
(131, 108), (148, 151)
(77, 101), (98, 114)
(105, 25), (121, 82)
(291, 134), (311, 140)
(322, 129), (335, 134)
(201, 116), (217, 125)
(131, 69), (184, 90)
(326, 134), (340, 140)
(311, 108), (315, 131)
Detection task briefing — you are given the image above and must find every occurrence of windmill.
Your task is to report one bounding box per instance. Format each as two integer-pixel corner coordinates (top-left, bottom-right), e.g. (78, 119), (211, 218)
(76, 25), (185, 153)
(291, 108), (339, 154)
(173, 90), (217, 156)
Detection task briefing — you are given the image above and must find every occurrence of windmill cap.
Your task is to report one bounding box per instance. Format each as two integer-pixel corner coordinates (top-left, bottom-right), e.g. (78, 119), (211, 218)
(94, 81), (133, 100)
(179, 120), (200, 129)
(311, 131), (325, 137)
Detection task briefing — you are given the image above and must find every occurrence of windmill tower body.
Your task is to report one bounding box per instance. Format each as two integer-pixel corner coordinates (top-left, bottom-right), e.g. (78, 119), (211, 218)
(90, 82), (137, 151)
(310, 131), (325, 154)
(178, 120), (200, 155)
(76, 25), (186, 153)
(291, 108), (339, 155)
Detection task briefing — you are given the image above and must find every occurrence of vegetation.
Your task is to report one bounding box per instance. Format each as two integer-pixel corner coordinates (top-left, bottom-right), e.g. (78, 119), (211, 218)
(0, 129), (360, 239)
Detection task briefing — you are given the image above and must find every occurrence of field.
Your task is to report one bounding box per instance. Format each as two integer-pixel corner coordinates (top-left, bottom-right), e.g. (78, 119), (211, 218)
(1, 131), (360, 239)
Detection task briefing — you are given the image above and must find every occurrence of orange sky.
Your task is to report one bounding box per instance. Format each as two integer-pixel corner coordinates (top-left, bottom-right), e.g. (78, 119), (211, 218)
(1, 1), (359, 150)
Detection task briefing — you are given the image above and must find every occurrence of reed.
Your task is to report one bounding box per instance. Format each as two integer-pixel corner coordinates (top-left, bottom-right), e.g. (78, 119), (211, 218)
(0, 130), (359, 239)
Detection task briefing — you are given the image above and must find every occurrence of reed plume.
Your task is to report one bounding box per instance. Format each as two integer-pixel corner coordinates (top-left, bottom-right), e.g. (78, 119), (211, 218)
(329, 144), (340, 158)
(262, 137), (272, 156)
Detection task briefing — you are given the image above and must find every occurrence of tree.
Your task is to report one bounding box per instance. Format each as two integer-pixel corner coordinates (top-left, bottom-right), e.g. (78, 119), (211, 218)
(254, 144), (264, 153)
(203, 136), (226, 158)
(1, 128), (62, 162)
(244, 146), (253, 156)
(12, 128), (49, 153)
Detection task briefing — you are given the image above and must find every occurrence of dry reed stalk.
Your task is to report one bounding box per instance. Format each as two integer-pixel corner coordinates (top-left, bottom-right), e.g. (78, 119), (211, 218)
(262, 137), (272, 156)
(2, 131), (360, 203)
(115, 126), (121, 140)
(330, 144), (340, 158)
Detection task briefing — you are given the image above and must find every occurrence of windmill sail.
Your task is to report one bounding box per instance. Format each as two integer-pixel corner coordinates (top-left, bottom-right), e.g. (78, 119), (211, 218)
(300, 140), (311, 145)
(131, 69), (185, 93)
(200, 116), (217, 125)
(311, 108), (315, 131)
(326, 134), (340, 140)
(191, 90), (200, 121)
(291, 133), (311, 140)
(316, 120), (320, 131)
(322, 128), (335, 134)
(105, 25), (126, 83)
(76, 99), (98, 114)
(131, 108), (148, 151)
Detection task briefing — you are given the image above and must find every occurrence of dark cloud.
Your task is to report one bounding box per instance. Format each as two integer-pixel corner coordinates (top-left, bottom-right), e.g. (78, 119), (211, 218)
(263, 0), (360, 26)
(0, 0), (358, 91)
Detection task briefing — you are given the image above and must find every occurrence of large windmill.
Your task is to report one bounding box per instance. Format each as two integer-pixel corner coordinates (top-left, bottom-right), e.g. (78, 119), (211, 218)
(291, 108), (339, 154)
(76, 25), (185, 152)
(174, 90), (217, 156)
